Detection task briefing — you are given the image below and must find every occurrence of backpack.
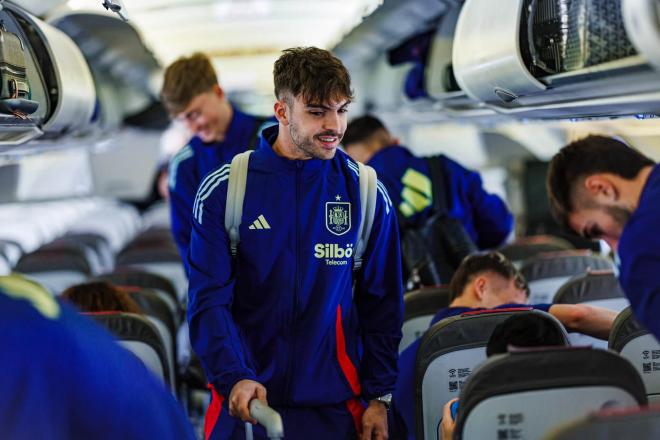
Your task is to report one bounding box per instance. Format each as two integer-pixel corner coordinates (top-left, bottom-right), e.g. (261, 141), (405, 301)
(399, 156), (477, 289)
(224, 151), (378, 271)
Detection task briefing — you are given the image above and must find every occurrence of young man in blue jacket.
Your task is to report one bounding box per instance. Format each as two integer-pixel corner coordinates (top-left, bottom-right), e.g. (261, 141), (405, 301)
(161, 53), (273, 269)
(187, 47), (404, 440)
(0, 275), (195, 440)
(547, 135), (660, 340)
(342, 115), (513, 250)
(390, 252), (617, 439)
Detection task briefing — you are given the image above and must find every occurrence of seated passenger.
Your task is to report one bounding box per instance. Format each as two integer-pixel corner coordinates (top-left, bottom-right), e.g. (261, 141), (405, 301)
(343, 115), (513, 285)
(389, 252), (617, 439)
(439, 314), (568, 439)
(61, 281), (143, 314)
(0, 275), (194, 439)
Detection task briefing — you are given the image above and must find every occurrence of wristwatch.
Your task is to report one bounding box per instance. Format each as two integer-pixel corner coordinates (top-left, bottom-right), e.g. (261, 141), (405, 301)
(373, 393), (392, 411)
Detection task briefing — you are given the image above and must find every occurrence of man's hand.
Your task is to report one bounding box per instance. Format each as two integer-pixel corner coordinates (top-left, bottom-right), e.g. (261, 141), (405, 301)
(361, 400), (388, 440)
(440, 398), (458, 440)
(228, 379), (267, 424)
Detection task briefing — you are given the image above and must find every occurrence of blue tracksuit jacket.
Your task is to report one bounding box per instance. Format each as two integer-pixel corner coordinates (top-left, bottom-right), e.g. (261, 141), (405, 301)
(390, 303), (551, 439)
(168, 106), (273, 271)
(367, 145), (513, 249)
(618, 163), (660, 340)
(0, 276), (194, 440)
(188, 125), (404, 438)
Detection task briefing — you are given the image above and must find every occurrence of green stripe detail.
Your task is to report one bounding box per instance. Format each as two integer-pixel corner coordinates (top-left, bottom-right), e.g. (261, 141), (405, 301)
(401, 168), (432, 198)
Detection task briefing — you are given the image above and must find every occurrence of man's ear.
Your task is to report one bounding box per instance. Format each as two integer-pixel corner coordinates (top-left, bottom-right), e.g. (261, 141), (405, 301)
(211, 84), (225, 100)
(473, 276), (487, 301)
(274, 99), (289, 126)
(584, 174), (618, 202)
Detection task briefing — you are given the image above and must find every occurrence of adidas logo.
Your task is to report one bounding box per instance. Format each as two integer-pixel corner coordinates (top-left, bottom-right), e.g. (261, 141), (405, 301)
(248, 215), (271, 230)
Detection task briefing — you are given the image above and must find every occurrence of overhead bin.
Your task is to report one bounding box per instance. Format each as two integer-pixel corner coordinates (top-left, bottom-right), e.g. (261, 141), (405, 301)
(9, 6), (96, 136)
(0, 3), (95, 148)
(453, 0), (660, 119)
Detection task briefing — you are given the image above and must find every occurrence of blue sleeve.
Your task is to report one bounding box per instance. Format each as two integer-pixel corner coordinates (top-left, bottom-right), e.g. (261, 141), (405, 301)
(618, 218), (660, 341)
(466, 170), (513, 249)
(531, 303), (553, 313)
(187, 167), (257, 397)
(390, 339), (421, 440)
(168, 146), (197, 273)
(448, 158), (513, 249)
(354, 180), (404, 400)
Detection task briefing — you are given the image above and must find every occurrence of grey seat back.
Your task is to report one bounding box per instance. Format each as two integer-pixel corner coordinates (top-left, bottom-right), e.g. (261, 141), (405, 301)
(415, 308), (569, 440)
(554, 270), (629, 348)
(96, 269), (180, 324)
(86, 312), (171, 389)
(521, 251), (613, 304)
(128, 287), (178, 388)
(499, 235), (574, 266)
(609, 307), (660, 403)
(544, 406), (660, 439)
(455, 348), (647, 440)
(400, 286), (450, 352)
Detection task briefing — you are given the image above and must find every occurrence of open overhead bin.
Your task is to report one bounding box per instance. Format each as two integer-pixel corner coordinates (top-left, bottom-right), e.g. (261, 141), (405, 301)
(453, 0), (660, 119)
(48, 10), (163, 131)
(0, 3), (96, 149)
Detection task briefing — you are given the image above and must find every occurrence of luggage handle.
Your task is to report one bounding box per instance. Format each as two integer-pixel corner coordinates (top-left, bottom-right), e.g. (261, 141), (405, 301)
(246, 400), (284, 440)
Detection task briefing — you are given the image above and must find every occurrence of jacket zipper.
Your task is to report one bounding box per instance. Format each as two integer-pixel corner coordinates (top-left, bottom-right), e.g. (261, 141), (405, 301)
(284, 161), (302, 403)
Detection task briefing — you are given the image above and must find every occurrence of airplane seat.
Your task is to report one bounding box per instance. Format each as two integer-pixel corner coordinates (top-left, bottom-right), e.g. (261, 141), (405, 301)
(15, 241), (95, 295)
(544, 405), (660, 439)
(84, 311), (171, 389)
(554, 270), (629, 348)
(521, 251), (613, 304)
(454, 347), (647, 440)
(0, 239), (23, 267)
(116, 244), (187, 303)
(63, 232), (115, 274)
(126, 227), (177, 251)
(96, 268), (181, 325)
(415, 307), (569, 440)
(68, 202), (141, 254)
(142, 201), (170, 230)
(125, 287), (178, 390)
(400, 285), (451, 352)
(609, 306), (660, 404)
(499, 235), (574, 267)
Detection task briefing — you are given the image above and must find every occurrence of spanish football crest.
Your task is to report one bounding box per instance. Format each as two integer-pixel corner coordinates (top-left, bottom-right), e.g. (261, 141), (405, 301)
(326, 197), (351, 236)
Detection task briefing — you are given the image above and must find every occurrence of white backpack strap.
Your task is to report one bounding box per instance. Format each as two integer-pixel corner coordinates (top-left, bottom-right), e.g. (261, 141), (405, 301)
(354, 162), (378, 271)
(224, 150), (253, 257)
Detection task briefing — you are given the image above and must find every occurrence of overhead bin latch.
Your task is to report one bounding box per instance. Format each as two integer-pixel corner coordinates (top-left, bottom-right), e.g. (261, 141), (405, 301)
(102, 0), (128, 22)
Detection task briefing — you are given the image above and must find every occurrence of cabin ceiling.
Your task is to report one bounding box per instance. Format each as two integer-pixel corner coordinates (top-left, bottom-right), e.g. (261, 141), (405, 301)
(62, 0), (383, 98)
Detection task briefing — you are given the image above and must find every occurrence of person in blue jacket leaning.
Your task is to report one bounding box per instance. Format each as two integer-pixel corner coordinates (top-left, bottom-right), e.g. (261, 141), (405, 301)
(0, 274), (194, 440)
(187, 47), (404, 440)
(342, 115), (513, 250)
(160, 53), (273, 269)
(547, 135), (660, 340)
(390, 252), (617, 439)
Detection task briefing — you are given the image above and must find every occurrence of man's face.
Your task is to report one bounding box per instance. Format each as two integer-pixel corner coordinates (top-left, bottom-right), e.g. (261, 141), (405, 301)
(177, 89), (226, 143)
(568, 204), (632, 250)
(480, 273), (528, 309)
(284, 94), (349, 160)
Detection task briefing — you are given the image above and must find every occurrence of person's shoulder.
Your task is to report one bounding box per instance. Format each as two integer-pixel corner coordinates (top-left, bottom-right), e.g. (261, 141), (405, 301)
(191, 162), (233, 225)
(168, 144), (197, 190)
(339, 151), (395, 215)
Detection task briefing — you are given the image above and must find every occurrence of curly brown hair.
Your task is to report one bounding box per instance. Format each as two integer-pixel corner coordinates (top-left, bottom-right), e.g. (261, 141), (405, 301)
(273, 47), (353, 106)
